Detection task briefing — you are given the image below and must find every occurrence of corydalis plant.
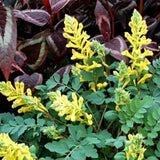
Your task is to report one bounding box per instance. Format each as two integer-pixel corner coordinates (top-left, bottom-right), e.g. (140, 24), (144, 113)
(48, 91), (93, 125)
(125, 133), (146, 160)
(0, 81), (48, 113)
(0, 133), (34, 160)
(115, 9), (153, 88)
(63, 15), (108, 92)
(63, 15), (101, 71)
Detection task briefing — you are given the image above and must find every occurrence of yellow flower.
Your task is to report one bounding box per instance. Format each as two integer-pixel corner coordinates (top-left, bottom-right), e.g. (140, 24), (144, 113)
(120, 10), (153, 87)
(97, 82), (108, 90)
(115, 88), (131, 111)
(125, 133), (146, 160)
(63, 15), (94, 66)
(0, 133), (34, 160)
(0, 81), (48, 114)
(76, 61), (102, 72)
(137, 73), (152, 84)
(90, 82), (97, 93)
(48, 91), (93, 125)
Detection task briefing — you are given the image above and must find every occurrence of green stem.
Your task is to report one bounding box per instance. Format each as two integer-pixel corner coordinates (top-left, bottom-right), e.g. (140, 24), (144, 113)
(85, 103), (99, 131)
(97, 106), (107, 131)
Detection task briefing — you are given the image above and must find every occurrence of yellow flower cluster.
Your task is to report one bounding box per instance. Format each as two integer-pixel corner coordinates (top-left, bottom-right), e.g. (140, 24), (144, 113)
(63, 15), (101, 72)
(48, 91), (93, 125)
(90, 82), (108, 93)
(114, 61), (137, 88)
(125, 134), (146, 160)
(114, 87), (131, 111)
(0, 133), (34, 160)
(43, 126), (63, 140)
(0, 81), (48, 113)
(120, 9), (153, 86)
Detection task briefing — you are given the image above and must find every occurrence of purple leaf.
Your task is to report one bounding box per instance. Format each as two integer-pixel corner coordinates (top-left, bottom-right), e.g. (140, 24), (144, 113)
(144, 16), (158, 31)
(103, 36), (129, 62)
(94, 0), (111, 39)
(0, 6), (17, 80)
(143, 42), (160, 52)
(17, 30), (50, 70)
(49, 0), (71, 14)
(14, 51), (27, 67)
(90, 35), (107, 44)
(14, 73), (43, 92)
(46, 29), (68, 62)
(112, 0), (137, 29)
(13, 9), (50, 26)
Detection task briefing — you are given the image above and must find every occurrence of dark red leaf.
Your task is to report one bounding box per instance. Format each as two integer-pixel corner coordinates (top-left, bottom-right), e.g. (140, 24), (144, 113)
(144, 16), (159, 31)
(11, 62), (25, 74)
(14, 51), (27, 67)
(94, 0), (111, 39)
(49, 0), (71, 14)
(14, 73), (43, 92)
(42, 0), (52, 14)
(0, 6), (17, 80)
(103, 36), (129, 63)
(142, 42), (160, 52)
(55, 65), (71, 78)
(90, 35), (107, 44)
(46, 29), (69, 62)
(13, 9), (50, 26)
(17, 30), (50, 70)
(112, 0), (137, 29)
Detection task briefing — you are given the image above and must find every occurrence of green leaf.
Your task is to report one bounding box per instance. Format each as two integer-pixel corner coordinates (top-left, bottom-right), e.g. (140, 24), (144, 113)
(62, 73), (70, 85)
(14, 116), (24, 125)
(138, 126), (148, 137)
(71, 77), (81, 91)
(146, 156), (158, 160)
(71, 147), (85, 160)
(53, 73), (60, 83)
(45, 141), (69, 154)
(104, 110), (118, 122)
(39, 157), (53, 160)
(46, 77), (57, 90)
(81, 145), (98, 158)
(148, 131), (158, 139)
(114, 141), (123, 149)
(114, 152), (126, 160)
(68, 124), (87, 141)
(86, 91), (105, 105)
(0, 124), (13, 133)
(152, 108), (160, 120)
(37, 119), (45, 126)
(121, 125), (130, 134)
(126, 120), (133, 128)
(157, 142), (160, 151)
(17, 126), (28, 137)
(24, 118), (35, 125)
(144, 138), (154, 146)
(82, 137), (100, 145)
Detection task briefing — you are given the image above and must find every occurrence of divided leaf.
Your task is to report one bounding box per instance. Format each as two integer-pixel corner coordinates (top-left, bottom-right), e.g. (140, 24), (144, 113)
(119, 96), (153, 133)
(0, 6), (17, 80)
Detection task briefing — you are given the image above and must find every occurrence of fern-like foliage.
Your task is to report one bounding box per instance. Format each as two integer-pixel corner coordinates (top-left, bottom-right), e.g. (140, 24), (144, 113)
(0, 81), (48, 113)
(119, 96), (153, 134)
